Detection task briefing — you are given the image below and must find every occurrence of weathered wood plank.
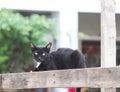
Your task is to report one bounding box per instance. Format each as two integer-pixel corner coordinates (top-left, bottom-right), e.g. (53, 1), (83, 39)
(101, 0), (116, 91)
(0, 67), (120, 89)
(101, 0), (116, 68)
(101, 88), (116, 92)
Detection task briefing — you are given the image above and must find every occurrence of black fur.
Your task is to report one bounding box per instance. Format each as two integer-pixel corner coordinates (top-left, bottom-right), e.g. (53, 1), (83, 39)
(30, 42), (86, 70)
(30, 42), (86, 92)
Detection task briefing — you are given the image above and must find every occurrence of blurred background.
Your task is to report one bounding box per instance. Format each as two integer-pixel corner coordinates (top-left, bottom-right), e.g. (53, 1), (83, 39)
(0, 9), (57, 73)
(0, 0), (120, 92)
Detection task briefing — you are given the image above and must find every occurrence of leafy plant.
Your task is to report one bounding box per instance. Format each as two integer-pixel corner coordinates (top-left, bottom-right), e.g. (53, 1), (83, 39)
(0, 9), (56, 73)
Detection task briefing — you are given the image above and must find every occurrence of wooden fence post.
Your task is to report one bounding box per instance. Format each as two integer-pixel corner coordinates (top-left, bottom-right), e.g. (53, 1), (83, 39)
(101, 0), (116, 92)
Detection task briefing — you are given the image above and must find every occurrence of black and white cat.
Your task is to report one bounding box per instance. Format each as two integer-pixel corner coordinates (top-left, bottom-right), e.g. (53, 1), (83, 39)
(30, 42), (86, 92)
(30, 42), (86, 71)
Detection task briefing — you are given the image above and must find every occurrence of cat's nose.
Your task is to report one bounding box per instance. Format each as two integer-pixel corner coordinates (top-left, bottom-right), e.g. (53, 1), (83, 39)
(38, 56), (44, 61)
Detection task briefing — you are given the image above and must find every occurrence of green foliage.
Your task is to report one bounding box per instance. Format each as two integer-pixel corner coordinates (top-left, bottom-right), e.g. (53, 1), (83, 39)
(0, 9), (56, 73)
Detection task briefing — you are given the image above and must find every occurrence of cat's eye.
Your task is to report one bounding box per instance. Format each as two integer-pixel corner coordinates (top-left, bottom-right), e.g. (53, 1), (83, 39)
(42, 53), (46, 56)
(34, 52), (38, 55)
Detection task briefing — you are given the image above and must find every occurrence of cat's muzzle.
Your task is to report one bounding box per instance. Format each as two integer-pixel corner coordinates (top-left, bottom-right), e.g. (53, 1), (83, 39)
(38, 56), (44, 62)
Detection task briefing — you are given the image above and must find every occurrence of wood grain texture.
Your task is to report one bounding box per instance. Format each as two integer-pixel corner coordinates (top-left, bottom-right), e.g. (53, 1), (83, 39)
(101, 0), (116, 68)
(0, 66), (120, 89)
(101, 0), (116, 91)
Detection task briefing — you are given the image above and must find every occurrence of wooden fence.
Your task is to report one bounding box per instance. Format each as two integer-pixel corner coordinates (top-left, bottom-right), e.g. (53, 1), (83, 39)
(0, 0), (117, 92)
(0, 66), (120, 90)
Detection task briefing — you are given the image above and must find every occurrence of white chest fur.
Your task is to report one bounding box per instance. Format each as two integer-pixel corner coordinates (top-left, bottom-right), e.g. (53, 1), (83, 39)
(35, 62), (41, 68)
(33, 59), (41, 68)
(30, 59), (41, 72)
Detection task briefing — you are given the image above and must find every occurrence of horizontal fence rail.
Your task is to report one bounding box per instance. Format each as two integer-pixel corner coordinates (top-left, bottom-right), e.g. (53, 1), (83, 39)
(0, 66), (120, 90)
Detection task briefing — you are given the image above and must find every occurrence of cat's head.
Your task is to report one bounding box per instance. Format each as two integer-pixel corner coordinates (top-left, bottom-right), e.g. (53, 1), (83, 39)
(30, 42), (52, 62)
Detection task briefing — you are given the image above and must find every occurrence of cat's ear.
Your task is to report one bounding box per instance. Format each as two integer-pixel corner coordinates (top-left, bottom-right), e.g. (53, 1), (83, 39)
(45, 42), (52, 52)
(30, 42), (35, 49)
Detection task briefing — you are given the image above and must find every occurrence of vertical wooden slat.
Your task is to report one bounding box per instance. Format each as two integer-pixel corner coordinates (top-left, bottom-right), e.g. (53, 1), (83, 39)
(101, 0), (116, 67)
(101, 0), (116, 92)
(101, 88), (116, 92)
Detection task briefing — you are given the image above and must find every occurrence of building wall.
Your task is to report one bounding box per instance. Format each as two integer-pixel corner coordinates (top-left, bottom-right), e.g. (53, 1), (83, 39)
(79, 13), (120, 37)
